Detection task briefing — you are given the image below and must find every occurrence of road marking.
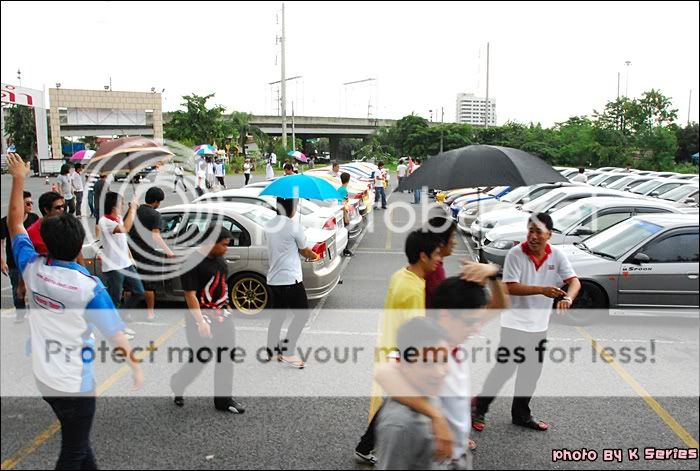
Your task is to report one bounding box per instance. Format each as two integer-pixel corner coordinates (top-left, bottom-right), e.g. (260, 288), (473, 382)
(577, 327), (699, 449)
(0, 320), (185, 471)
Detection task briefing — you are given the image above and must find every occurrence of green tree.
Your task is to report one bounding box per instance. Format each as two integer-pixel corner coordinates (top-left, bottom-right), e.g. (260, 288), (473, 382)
(4, 105), (37, 161)
(164, 93), (228, 145)
(671, 122), (699, 162)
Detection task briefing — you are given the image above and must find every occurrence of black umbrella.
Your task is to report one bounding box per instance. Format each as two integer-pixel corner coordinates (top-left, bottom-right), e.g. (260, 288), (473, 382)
(398, 145), (567, 191)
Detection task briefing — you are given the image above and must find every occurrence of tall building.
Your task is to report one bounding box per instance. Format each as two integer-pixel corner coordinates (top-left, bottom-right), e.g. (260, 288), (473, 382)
(455, 93), (496, 126)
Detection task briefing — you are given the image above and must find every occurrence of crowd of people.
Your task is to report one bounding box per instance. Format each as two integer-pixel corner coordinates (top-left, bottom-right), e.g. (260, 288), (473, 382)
(3, 151), (582, 470)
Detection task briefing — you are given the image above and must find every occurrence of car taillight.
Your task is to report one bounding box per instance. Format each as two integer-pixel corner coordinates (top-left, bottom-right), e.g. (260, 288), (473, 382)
(311, 242), (327, 260)
(323, 217), (336, 230)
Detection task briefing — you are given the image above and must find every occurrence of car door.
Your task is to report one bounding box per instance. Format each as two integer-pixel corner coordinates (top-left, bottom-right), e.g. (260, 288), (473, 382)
(618, 230), (700, 309)
(168, 213), (251, 298)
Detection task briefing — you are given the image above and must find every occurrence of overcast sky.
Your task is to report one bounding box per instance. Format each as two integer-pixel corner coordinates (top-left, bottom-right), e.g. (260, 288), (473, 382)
(2, 1), (698, 127)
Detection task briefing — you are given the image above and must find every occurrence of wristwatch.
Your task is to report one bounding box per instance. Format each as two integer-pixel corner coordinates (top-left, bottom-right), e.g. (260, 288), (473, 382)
(561, 296), (572, 302)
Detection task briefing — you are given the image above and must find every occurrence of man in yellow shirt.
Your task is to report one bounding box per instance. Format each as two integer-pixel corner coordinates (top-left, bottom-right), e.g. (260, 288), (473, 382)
(356, 229), (443, 465)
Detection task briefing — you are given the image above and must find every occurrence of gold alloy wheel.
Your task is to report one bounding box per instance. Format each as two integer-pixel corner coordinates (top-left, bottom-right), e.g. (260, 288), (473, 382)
(231, 276), (269, 316)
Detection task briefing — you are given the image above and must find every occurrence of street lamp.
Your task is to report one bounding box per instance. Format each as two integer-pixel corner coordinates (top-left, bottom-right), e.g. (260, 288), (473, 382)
(624, 60), (632, 97)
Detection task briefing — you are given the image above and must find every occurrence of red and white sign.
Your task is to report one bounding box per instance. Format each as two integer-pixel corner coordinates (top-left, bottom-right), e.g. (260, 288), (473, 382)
(1, 83), (45, 108)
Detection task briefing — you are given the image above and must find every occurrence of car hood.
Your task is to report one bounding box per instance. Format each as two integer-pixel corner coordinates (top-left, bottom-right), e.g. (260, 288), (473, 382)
(484, 223), (527, 242)
(558, 244), (618, 276)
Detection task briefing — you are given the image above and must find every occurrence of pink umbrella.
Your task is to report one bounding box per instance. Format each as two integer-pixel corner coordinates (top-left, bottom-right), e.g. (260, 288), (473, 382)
(70, 149), (96, 162)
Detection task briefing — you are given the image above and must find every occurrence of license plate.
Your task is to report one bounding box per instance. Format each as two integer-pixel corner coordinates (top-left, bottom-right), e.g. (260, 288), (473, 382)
(327, 244), (336, 260)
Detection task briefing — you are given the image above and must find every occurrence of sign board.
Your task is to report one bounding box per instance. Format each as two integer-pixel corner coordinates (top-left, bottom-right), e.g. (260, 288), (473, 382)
(1, 83), (50, 160)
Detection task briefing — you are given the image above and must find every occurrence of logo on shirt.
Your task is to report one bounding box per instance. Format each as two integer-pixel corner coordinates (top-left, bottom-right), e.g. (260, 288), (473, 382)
(33, 293), (65, 313)
(547, 264), (556, 270)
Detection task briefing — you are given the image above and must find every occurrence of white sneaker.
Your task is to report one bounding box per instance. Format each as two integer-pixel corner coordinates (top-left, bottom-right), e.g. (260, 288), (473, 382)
(123, 328), (136, 340)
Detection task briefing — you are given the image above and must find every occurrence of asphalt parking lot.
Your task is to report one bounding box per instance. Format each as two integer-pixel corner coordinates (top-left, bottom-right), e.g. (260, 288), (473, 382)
(1, 172), (698, 469)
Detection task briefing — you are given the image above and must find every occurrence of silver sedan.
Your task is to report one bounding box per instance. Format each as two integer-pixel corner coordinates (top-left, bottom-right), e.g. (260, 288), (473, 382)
(83, 202), (343, 316)
(557, 213), (699, 325)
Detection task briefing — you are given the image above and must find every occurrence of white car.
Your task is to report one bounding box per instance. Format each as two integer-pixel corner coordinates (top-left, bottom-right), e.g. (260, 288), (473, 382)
(470, 186), (641, 247)
(481, 196), (692, 266)
(194, 187), (351, 251)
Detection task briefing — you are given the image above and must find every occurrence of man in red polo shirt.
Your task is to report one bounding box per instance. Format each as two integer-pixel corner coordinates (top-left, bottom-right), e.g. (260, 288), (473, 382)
(27, 191), (66, 254)
(472, 212), (580, 432)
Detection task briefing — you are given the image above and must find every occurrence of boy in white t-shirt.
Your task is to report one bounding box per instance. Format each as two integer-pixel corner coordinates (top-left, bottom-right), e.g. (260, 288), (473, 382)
(473, 213), (580, 432)
(98, 191), (144, 336)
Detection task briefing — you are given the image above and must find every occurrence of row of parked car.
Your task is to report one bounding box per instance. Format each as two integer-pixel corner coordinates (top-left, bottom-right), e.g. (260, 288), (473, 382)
(438, 166), (699, 325)
(82, 162), (380, 317)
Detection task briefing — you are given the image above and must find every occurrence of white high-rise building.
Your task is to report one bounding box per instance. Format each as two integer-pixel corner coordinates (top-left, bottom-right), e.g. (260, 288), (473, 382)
(455, 93), (496, 126)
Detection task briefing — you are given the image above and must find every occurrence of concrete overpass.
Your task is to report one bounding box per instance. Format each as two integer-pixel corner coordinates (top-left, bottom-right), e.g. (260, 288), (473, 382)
(247, 115), (397, 138)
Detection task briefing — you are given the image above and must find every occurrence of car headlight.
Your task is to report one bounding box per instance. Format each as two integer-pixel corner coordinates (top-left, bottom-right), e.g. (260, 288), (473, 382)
(465, 208), (478, 215)
(491, 240), (518, 250)
(483, 222), (495, 229)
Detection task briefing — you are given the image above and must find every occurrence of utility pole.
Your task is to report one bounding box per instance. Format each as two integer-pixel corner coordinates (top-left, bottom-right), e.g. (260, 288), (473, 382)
(291, 101), (295, 151)
(281, 3), (287, 150)
(617, 72), (620, 99)
(624, 60), (631, 97)
(439, 107), (444, 153)
(688, 89), (692, 126)
(484, 42), (490, 127)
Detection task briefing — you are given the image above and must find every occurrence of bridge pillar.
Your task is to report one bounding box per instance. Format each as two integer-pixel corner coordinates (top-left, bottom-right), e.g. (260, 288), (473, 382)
(329, 136), (341, 162)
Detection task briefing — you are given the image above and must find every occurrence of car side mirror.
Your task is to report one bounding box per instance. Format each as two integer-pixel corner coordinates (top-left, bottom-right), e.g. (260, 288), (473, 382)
(683, 197), (695, 205)
(574, 226), (594, 236)
(650, 191), (660, 197)
(633, 253), (650, 264)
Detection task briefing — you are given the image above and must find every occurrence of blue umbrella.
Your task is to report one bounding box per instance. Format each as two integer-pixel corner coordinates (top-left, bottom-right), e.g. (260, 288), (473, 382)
(259, 174), (341, 200)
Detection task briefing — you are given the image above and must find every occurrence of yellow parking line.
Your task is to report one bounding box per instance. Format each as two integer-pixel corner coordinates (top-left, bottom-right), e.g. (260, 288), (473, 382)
(577, 327), (699, 449)
(1, 320), (184, 470)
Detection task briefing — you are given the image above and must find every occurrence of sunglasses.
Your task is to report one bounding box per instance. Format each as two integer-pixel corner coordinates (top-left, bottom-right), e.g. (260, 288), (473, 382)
(25, 201), (34, 206)
(52, 204), (66, 211)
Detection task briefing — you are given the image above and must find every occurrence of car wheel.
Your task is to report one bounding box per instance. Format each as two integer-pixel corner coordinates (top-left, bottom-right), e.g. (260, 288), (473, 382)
(561, 282), (608, 326)
(228, 273), (271, 317)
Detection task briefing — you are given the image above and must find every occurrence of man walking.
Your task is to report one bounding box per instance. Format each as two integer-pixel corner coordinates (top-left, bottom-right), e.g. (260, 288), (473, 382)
(72, 163), (85, 217)
(472, 213), (580, 432)
(170, 227), (245, 414)
(129, 187), (174, 322)
(373, 162), (388, 209)
(173, 164), (187, 192)
(396, 159), (407, 193)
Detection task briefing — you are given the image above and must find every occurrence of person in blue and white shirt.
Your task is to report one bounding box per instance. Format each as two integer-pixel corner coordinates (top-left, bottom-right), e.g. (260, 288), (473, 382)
(5, 152), (143, 470)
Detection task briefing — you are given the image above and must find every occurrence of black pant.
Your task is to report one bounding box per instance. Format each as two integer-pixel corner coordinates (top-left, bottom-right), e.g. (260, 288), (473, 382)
(244, 173), (251, 185)
(174, 175), (186, 190)
(216, 176), (226, 188)
(267, 282), (309, 356)
(474, 327), (548, 422)
(356, 402), (384, 454)
(74, 191), (83, 217)
(170, 314), (236, 409)
(39, 382), (98, 470)
(66, 197), (76, 215)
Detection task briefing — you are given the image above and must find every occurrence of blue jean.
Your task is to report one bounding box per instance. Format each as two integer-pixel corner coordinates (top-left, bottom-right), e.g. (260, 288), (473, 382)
(9, 267), (26, 318)
(374, 186), (387, 208)
(40, 385), (98, 470)
(103, 265), (145, 311)
(413, 188), (422, 204)
(87, 190), (95, 217)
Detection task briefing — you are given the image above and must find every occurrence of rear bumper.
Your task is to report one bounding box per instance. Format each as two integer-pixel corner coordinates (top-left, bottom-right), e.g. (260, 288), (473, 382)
(302, 252), (343, 300)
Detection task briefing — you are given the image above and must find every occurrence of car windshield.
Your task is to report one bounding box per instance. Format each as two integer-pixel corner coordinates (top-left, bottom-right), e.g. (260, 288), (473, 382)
(581, 218), (663, 260)
(501, 186), (530, 203)
(522, 190), (564, 213)
(551, 202), (596, 233)
(588, 173), (613, 186)
(631, 179), (664, 195)
(239, 206), (276, 226)
(488, 186), (509, 196)
(599, 174), (626, 186)
(660, 185), (699, 202)
(607, 176), (637, 190)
